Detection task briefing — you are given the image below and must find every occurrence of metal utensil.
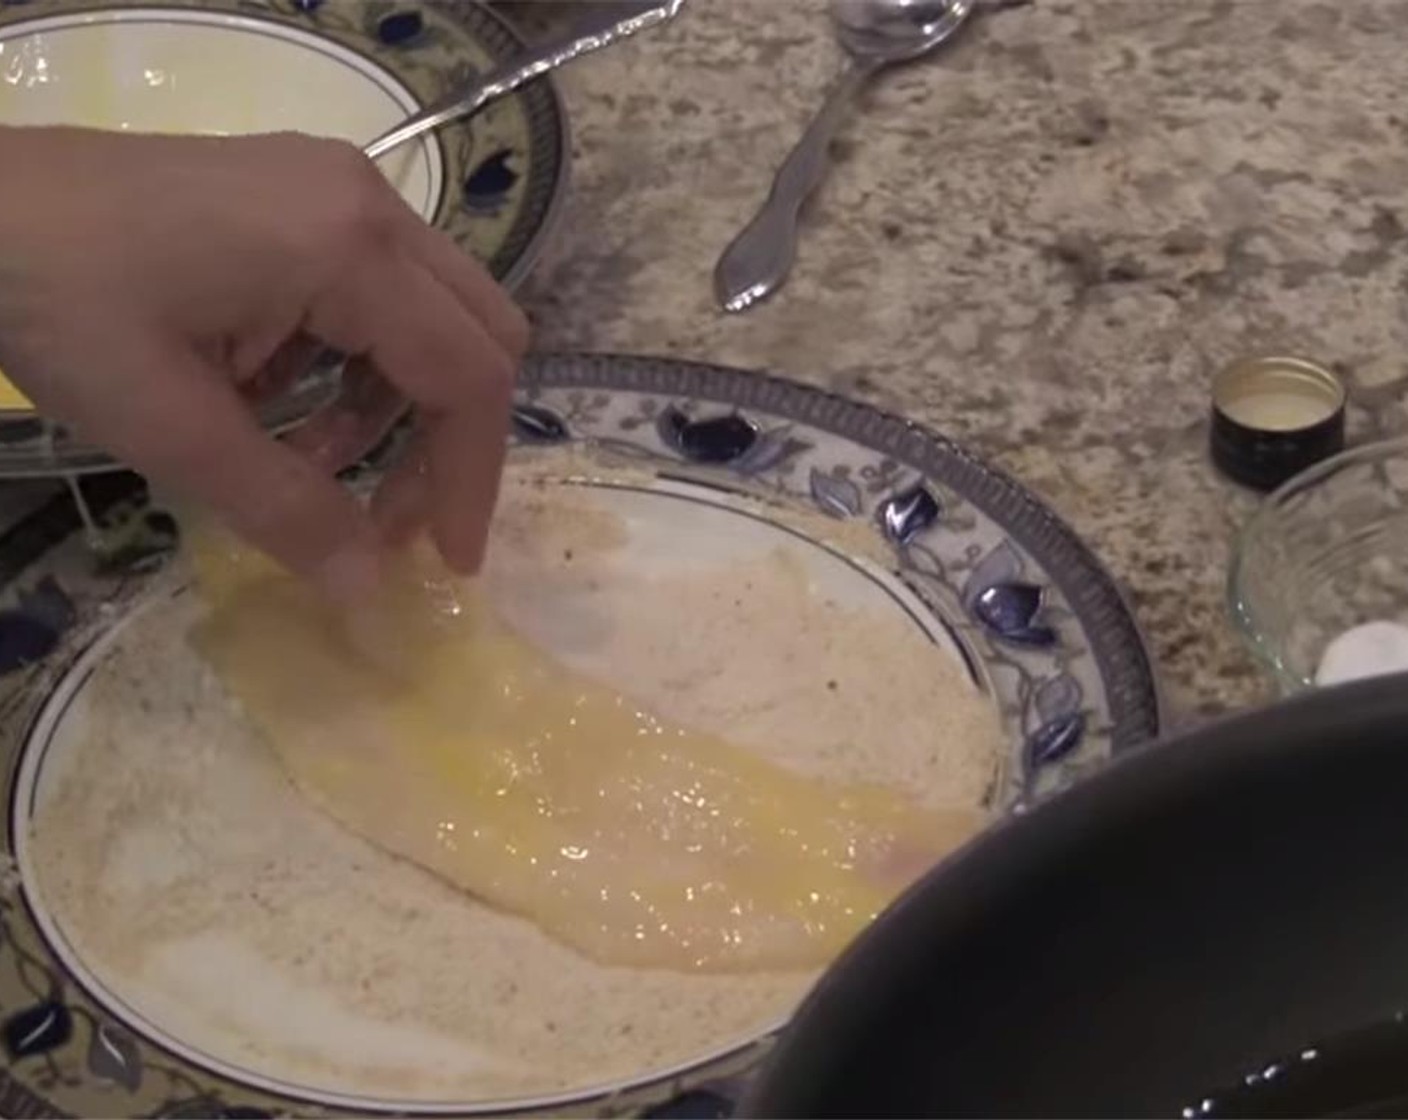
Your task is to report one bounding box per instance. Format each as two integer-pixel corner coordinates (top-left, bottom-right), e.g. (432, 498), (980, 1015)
(712, 0), (974, 313)
(363, 0), (685, 161)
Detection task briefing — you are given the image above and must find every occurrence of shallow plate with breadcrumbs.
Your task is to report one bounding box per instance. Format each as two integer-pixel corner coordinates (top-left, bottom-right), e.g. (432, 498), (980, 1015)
(0, 354), (1158, 1118)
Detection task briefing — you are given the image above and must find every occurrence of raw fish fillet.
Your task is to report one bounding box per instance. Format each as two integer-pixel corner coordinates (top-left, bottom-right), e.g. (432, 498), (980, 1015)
(189, 534), (983, 971)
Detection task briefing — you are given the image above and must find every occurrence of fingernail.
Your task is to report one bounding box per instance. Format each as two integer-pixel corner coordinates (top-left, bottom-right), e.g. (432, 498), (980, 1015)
(318, 546), (383, 604)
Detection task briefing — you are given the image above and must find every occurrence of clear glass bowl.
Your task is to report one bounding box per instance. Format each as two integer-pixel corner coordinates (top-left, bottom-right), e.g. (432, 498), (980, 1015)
(1229, 437), (1408, 693)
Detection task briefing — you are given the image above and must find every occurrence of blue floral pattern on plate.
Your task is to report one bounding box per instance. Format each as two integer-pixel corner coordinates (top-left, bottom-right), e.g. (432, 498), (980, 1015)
(463, 148), (521, 216)
(374, 8), (423, 46)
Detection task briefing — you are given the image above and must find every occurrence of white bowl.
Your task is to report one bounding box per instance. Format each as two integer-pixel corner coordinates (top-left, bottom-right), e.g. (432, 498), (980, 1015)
(0, 5), (441, 219)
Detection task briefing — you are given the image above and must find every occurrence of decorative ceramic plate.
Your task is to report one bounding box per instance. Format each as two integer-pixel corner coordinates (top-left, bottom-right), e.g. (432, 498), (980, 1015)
(0, 0), (568, 471)
(0, 355), (1161, 1119)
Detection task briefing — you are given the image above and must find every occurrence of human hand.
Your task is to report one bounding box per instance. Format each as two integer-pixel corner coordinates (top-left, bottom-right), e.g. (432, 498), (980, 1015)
(0, 126), (528, 600)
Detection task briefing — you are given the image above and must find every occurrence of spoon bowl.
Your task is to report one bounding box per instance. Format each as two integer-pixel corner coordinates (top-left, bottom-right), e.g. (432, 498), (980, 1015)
(831, 0), (974, 63)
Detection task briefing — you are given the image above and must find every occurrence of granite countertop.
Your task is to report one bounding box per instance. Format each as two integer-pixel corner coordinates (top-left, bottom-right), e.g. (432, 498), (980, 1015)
(510, 0), (1408, 725)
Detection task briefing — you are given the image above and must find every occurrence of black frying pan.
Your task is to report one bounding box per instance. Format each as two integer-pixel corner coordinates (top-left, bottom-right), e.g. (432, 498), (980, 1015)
(744, 675), (1408, 1118)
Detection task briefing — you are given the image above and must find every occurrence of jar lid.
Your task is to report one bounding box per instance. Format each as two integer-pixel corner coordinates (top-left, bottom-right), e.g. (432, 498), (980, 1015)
(1210, 356), (1347, 491)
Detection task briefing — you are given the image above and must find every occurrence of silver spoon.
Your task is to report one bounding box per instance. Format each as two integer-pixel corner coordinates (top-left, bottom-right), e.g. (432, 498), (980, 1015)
(363, 0), (685, 161)
(712, 0), (974, 313)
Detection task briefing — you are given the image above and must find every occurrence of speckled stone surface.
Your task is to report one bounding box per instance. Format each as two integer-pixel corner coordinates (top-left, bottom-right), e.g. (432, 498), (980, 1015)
(506, 0), (1408, 725)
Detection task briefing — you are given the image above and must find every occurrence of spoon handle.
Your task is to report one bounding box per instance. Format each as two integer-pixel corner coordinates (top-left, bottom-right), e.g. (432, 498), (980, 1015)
(713, 60), (876, 313)
(363, 0), (683, 162)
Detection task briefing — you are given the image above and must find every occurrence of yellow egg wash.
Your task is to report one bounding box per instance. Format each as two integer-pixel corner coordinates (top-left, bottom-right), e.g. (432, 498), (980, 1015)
(188, 533), (982, 972)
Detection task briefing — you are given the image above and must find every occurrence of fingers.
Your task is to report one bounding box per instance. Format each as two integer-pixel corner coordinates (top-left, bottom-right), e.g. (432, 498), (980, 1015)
(96, 337), (384, 602)
(407, 220), (529, 361)
(281, 217), (524, 507)
(370, 428), (431, 548)
(236, 150), (528, 575)
(286, 356), (407, 471)
(239, 334), (325, 403)
(304, 253), (516, 573)
(422, 365), (512, 571)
